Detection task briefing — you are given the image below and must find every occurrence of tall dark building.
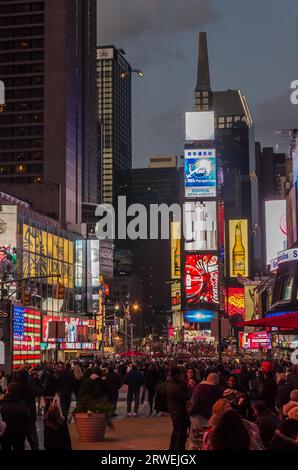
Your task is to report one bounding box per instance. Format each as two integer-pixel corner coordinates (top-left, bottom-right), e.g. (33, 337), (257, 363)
(97, 46), (132, 205)
(195, 32), (261, 274)
(117, 157), (180, 336)
(0, 0), (99, 228)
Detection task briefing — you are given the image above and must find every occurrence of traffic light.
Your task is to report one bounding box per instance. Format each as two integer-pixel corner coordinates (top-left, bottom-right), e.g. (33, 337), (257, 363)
(23, 287), (30, 306)
(57, 283), (65, 300)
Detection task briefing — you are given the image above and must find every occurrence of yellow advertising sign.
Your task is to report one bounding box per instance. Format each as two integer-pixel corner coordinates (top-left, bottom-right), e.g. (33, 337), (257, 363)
(171, 281), (181, 311)
(244, 284), (257, 321)
(229, 219), (249, 278)
(22, 224), (74, 288)
(171, 222), (181, 280)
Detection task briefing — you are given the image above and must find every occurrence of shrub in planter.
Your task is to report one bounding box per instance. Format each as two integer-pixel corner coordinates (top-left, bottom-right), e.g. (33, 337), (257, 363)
(73, 397), (114, 442)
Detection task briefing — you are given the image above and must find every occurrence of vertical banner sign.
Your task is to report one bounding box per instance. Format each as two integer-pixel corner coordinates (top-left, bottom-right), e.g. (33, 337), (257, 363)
(0, 301), (11, 373)
(96, 275), (104, 347)
(171, 222), (181, 280)
(229, 219), (249, 278)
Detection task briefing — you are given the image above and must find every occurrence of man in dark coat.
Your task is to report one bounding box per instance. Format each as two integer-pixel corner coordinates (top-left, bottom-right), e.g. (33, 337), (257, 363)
(0, 383), (31, 450)
(104, 365), (122, 416)
(56, 362), (76, 420)
(253, 400), (281, 449)
(166, 367), (190, 451)
(13, 368), (43, 450)
(124, 364), (144, 416)
(188, 372), (222, 422)
(258, 362), (277, 412)
(144, 363), (162, 416)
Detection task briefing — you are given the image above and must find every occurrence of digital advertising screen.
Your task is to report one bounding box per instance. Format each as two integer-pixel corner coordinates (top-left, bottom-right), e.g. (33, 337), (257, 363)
(184, 310), (216, 323)
(185, 111), (215, 141)
(265, 200), (287, 266)
(185, 254), (219, 306)
(42, 316), (95, 347)
(226, 287), (245, 320)
(229, 219), (249, 278)
(13, 306), (41, 369)
(171, 281), (181, 311)
(184, 201), (217, 251)
(171, 221), (181, 280)
(184, 149), (216, 198)
(239, 332), (271, 350)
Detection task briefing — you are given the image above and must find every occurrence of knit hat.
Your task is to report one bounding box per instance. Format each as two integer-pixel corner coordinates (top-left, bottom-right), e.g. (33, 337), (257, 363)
(261, 361), (272, 374)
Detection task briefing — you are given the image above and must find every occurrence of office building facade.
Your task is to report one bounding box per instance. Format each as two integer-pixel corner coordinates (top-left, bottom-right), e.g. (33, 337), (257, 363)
(0, 0), (99, 227)
(97, 46), (132, 205)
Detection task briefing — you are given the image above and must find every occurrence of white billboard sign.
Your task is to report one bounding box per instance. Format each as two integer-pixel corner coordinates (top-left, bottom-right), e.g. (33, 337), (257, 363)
(185, 111), (215, 141)
(184, 201), (217, 251)
(265, 200), (287, 265)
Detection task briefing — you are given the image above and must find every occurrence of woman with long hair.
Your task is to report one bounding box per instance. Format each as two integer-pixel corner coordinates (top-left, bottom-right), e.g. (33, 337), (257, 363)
(209, 409), (251, 451)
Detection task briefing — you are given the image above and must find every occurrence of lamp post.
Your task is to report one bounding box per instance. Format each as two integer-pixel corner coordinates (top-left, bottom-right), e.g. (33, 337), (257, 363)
(115, 299), (140, 351)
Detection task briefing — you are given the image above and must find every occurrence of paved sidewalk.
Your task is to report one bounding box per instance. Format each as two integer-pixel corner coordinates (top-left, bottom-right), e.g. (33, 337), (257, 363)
(70, 414), (172, 451)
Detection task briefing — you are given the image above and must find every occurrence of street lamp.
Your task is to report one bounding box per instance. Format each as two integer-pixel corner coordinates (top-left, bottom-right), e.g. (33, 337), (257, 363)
(120, 69), (144, 80)
(114, 299), (140, 351)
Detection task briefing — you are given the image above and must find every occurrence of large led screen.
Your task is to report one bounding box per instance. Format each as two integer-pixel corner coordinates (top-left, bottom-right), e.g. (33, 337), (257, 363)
(13, 307), (41, 369)
(185, 111), (215, 141)
(265, 200), (287, 265)
(185, 254), (219, 306)
(184, 201), (217, 251)
(184, 149), (216, 198)
(171, 222), (181, 279)
(184, 310), (215, 323)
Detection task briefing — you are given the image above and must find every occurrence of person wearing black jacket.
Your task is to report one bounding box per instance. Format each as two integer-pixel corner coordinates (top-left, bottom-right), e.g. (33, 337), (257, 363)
(56, 362), (76, 420)
(13, 368), (43, 450)
(252, 400), (281, 449)
(270, 419), (298, 450)
(0, 383), (31, 450)
(104, 365), (122, 416)
(124, 364), (144, 416)
(259, 363), (277, 412)
(166, 367), (191, 451)
(144, 363), (161, 416)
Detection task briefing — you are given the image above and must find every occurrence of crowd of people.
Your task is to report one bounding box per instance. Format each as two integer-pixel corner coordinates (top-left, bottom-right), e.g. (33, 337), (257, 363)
(0, 356), (298, 451)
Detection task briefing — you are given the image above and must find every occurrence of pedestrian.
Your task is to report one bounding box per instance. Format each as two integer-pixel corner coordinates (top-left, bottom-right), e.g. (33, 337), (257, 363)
(282, 389), (298, 419)
(166, 367), (190, 451)
(270, 419), (298, 450)
(0, 383), (31, 451)
(188, 373), (222, 427)
(276, 372), (292, 418)
(186, 368), (198, 394)
(13, 368), (43, 450)
(124, 363), (144, 417)
(0, 370), (7, 396)
(258, 362), (277, 412)
(209, 409), (251, 450)
(73, 364), (84, 401)
(144, 363), (161, 416)
(252, 400), (281, 449)
(56, 362), (76, 420)
(104, 365), (122, 417)
(44, 400), (72, 450)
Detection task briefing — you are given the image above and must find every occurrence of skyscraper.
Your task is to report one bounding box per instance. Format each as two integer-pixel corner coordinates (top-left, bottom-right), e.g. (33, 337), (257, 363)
(195, 32), (261, 274)
(0, 0), (99, 228)
(97, 46), (132, 205)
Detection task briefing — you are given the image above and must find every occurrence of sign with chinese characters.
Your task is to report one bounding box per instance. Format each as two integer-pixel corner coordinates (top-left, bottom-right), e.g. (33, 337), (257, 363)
(184, 149), (216, 198)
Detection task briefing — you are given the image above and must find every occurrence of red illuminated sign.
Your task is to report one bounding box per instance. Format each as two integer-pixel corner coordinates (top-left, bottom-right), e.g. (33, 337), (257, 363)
(226, 287), (245, 319)
(42, 316), (95, 347)
(185, 254), (219, 306)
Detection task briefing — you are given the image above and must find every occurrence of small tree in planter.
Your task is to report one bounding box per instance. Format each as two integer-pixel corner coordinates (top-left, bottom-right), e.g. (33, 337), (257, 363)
(73, 397), (114, 442)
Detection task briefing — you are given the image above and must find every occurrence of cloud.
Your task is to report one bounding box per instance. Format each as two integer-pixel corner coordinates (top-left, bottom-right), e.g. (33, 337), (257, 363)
(98, 0), (220, 43)
(254, 89), (298, 148)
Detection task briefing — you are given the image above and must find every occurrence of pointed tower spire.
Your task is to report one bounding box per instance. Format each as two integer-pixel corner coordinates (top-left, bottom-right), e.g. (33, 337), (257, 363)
(195, 32), (211, 92)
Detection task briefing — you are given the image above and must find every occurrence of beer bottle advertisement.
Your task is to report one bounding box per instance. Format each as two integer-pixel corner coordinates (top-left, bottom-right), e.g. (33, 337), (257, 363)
(229, 219), (248, 278)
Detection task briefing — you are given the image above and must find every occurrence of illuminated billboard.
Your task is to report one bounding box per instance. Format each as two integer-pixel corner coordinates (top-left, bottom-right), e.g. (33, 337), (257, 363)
(184, 310), (215, 323)
(23, 224), (74, 288)
(184, 149), (216, 198)
(287, 187), (297, 247)
(0, 205), (17, 280)
(239, 332), (271, 350)
(185, 254), (219, 306)
(171, 281), (181, 311)
(265, 200), (287, 265)
(226, 287), (245, 320)
(13, 307), (41, 369)
(229, 219), (249, 278)
(185, 111), (215, 141)
(184, 201), (217, 251)
(42, 315), (95, 348)
(171, 222), (181, 280)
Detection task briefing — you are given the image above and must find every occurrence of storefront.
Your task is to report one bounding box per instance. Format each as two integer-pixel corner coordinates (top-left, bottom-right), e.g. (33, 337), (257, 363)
(41, 315), (96, 361)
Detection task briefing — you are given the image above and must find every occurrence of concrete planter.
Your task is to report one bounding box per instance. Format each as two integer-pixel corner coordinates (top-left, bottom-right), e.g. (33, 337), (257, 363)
(74, 413), (108, 442)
